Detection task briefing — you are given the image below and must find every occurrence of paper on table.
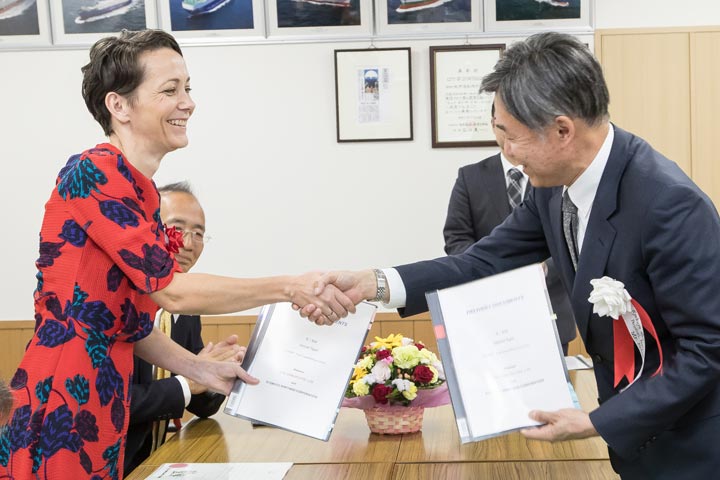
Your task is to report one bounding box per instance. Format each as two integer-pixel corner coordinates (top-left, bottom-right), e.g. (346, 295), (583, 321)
(224, 302), (376, 441)
(145, 462), (293, 479)
(427, 263), (575, 443)
(565, 354), (594, 371)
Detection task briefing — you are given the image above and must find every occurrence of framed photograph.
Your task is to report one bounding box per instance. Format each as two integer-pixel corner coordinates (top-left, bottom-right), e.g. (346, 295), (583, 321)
(335, 47), (413, 142)
(375, 0), (481, 36)
(267, 0), (372, 39)
(50, 0), (158, 46)
(157, 0), (265, 42)
(484, 0), (592, 33)
(429, 44), (503, 148)
(0, 0), (51, 48)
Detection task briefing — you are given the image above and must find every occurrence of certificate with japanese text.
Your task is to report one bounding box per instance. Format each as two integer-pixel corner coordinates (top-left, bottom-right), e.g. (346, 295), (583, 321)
(225, 302), (376, 440)
(426, 264), (575, 443)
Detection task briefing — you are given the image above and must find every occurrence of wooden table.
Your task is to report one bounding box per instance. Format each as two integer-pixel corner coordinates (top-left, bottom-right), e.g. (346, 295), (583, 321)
(126, 370), (619, 479)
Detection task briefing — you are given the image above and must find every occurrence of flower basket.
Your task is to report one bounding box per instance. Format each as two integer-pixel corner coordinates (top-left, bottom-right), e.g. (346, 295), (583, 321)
(343, 333), (450, 434)
(363, 405), (425, 434)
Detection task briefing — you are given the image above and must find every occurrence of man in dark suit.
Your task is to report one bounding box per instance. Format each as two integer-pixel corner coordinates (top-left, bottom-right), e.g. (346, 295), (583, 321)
(124, 182), (242, 474)
(310, 33), (720, 478)
(443, 106), (576, 354)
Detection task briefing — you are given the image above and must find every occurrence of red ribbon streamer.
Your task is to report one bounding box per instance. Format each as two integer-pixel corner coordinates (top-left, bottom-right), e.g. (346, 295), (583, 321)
(613, 299), (664, 388)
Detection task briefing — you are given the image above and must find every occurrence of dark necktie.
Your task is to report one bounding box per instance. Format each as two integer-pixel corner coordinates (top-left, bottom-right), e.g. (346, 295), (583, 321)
(562, 190), (580, 271)
(507, 168), (524, 209)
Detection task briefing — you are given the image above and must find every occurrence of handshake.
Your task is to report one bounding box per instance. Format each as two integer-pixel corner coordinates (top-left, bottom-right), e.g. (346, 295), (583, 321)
(289, 269), (382, 326)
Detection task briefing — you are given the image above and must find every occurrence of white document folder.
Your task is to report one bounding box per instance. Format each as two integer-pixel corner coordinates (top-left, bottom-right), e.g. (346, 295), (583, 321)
(426, 263), (576, 443)
(224, 301), (376, 441)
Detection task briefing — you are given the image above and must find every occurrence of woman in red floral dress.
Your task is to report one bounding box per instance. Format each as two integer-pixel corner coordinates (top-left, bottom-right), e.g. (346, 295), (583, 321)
(0, 30), (354, 480)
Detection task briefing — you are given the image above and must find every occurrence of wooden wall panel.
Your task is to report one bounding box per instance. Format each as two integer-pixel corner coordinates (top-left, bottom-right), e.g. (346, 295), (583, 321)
(597, 31), (692, 176)
(1, 313), (586, 382)
(690, 31), (720, 207)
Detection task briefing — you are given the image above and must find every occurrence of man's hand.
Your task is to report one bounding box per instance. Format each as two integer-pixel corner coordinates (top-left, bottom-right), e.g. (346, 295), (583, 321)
(293, 270), (378, 324)
(520, 408), (598, 441)
(286, 271), (358, 326)
(188, 335), (247, 394)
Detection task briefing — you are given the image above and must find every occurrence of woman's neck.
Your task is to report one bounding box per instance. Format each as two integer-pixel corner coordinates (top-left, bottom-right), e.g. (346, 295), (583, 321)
(108, 133), (162, 179)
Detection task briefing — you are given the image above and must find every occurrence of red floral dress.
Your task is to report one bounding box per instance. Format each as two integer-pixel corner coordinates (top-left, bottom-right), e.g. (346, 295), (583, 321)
(0, 144), (180, 480)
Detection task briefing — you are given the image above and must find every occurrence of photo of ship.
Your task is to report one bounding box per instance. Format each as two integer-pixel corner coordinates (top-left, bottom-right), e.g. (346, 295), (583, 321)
(169, 0), (254, 31)
(386, 0), (470, 24)
(395, 0), (451, 14)
(60, 0), (147, 34)
(0, 0), (35, 21)
(496, 0), (580, 21)
(291, 0), (350, 8)
(76, 0), (133, 23)
(181, 0), (232, 16)
(0, 0), (40, 36)
(276, 0), (360, 28)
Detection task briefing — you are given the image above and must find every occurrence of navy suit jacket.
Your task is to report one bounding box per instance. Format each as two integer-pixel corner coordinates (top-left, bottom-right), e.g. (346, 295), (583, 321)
(396, 127), (720, 477)
(442, 153), (576, 346)
(124, 315), (225, 474)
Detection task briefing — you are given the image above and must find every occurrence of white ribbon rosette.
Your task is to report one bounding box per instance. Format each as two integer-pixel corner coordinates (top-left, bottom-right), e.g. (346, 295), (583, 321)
(588, 277), (663, 390)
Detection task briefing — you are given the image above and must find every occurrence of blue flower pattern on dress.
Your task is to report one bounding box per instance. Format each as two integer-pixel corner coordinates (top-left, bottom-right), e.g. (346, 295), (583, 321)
(57, 154), (108, 200)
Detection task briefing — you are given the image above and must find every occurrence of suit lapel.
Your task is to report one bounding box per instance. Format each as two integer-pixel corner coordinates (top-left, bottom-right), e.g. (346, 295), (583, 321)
(480, 154), (511, 223)
(571, 127), (631, 340)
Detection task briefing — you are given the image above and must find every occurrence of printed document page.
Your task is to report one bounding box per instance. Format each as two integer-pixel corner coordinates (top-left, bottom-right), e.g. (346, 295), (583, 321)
(430, 264), (574, 442)
(225, 302), (376, 440)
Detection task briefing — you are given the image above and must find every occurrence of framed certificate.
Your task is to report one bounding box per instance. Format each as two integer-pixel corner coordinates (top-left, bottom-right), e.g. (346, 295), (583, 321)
(334, 47), (413, 142)
(225, 302), (377, 441)
(429, 44), (504, 148)
(426, 264), (576, 443)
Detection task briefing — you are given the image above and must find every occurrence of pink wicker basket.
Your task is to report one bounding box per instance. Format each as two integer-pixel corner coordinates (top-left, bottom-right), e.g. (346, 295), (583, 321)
(363, 406), (425, 434)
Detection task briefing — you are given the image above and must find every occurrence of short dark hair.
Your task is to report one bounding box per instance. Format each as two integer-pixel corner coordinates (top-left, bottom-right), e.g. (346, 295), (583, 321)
(158, 181), (196, 198)
(481, 32), (609, 131)
(81, 29), (183, 136)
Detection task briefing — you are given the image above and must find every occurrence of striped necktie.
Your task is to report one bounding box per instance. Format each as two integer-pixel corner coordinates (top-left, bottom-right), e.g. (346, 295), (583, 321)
(507, 168), (524, 209)
(562, 190), (580, 271)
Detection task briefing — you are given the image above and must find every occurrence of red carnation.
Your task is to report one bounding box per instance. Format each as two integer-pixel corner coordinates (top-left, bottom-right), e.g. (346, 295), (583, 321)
(164, 225), (185, 254)
(413, 365), (434, 384)
(376, 349), (391, 361)
(372, 384), (393, 404)
(415, 343), (425, 351)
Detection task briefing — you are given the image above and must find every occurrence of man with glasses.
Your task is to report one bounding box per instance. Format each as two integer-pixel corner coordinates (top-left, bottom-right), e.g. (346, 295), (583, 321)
(124, 181), (237, 474)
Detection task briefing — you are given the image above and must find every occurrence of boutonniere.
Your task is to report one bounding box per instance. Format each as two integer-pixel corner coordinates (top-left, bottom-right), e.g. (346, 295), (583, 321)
(588, 277), (663, 390)
(163, 224), (184, 254)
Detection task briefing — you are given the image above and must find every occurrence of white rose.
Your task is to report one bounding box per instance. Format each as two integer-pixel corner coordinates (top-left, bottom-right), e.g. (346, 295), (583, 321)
(401, 337), (415, 346)
(370, 361), (392, 383)
(392, 378), (412, 392)
(588, 276), (632, 319)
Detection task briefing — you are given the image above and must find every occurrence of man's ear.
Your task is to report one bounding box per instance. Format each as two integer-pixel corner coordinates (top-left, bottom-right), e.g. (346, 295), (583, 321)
(105, 92), (130, 126)
(554, 115), (575, 145)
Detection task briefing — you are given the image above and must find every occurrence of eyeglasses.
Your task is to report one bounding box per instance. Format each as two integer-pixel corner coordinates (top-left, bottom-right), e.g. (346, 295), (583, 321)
(174, 227), (212, 245)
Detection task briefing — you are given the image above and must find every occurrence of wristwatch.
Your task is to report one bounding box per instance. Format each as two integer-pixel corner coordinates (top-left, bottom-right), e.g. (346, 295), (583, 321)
(372, 269), (387, 302)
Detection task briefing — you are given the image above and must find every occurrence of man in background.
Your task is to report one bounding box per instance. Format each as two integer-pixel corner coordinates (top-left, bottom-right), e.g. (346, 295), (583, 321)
(443, 105), (576, 353)
(124, 181), (242, 474)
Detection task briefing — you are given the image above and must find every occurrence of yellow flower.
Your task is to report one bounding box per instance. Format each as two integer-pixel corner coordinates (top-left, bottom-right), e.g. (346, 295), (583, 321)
(353, 380), (370, 396)
(392, 345), (421, 369)
(374, 333), (404, 350)
(350, 364), (367, 385)
(401, 382), (418, 401)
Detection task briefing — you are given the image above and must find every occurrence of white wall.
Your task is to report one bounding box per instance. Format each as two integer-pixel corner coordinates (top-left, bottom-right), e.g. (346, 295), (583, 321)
(0, 2), (718, 319)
